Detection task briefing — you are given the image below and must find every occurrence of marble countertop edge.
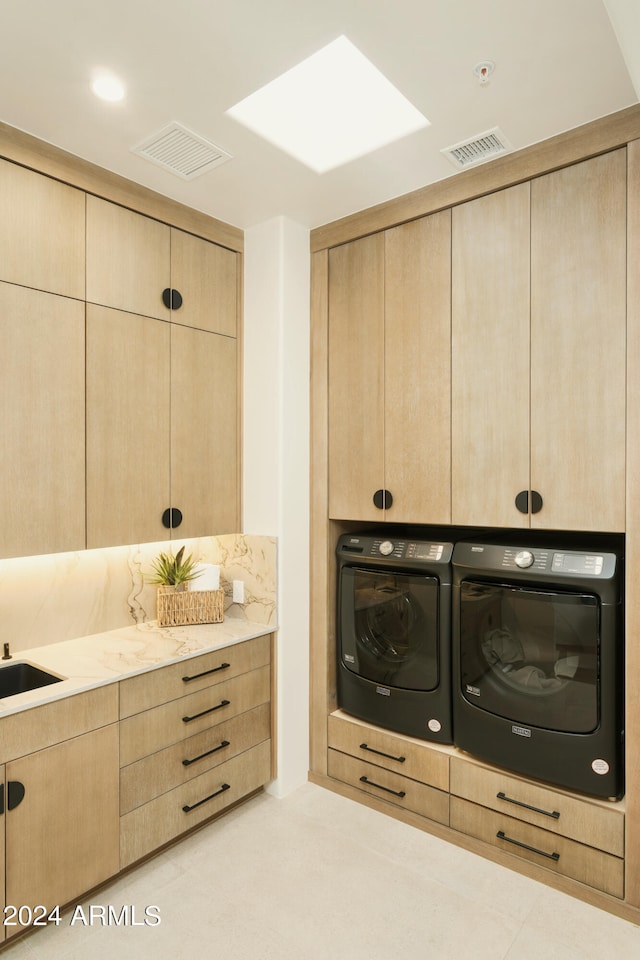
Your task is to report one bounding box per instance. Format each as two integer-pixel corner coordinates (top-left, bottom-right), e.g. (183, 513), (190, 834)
(0, 617), (276, 718)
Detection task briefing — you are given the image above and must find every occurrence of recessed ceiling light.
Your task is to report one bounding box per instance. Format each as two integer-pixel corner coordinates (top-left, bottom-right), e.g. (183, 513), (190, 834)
(226, 35), (429, 173)
(91, 71), (126, 103)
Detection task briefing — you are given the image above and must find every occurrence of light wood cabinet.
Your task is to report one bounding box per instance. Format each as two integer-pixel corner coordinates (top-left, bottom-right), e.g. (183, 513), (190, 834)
(0, 687), (120, 937)
(0, 158), (85, 300)
(119, 636), (273, 868)
(328, 212), (451, 523)
(86, 307), (238, 547)
(452, 151), (626, 531)
(0, 282), (85, 559)
(86, 195), (239, 336)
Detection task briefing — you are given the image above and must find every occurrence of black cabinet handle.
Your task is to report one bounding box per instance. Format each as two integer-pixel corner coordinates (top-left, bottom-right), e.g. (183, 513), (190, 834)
(373, 489), (393, 510)
(496, 830), (560, 862)
(496, 791), (560, 820)
(182, 783), (230, 813)
(514, 490), (543, 515)
(7, 781), (25, 811)
(359, 775), (405, 798)
(183, 663), (230, 683)
(182, 699), (230, 723)
(182, 740), (230, 766)
(530, 490), (543, 514)
(359, 743), (406, 764)
(162, 288), (183, 310)
(162, 507), (183, 529)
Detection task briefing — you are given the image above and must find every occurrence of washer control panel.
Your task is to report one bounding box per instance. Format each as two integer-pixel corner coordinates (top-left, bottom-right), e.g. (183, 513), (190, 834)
(455, 542), (617, 579)
(337, 534), (453, 565)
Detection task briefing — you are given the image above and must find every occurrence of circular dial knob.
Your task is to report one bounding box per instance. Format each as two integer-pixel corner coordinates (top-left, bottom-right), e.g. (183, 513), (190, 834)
(515, 549), (534, 569)
(378, 540), (394, 556)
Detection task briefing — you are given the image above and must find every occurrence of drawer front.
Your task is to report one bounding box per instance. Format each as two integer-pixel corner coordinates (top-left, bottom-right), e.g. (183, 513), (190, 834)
(328, 712), (449, 791)
(119, 634), (271, 718)
(450, 796), (624, 899)
(328, 748), (449, 826)
(450, 757), (624, 857)
(0, 685), (119, 763)
(120, 665), (270, 765)
(120, 739), (272, 867)
(120, 702), (271, 814)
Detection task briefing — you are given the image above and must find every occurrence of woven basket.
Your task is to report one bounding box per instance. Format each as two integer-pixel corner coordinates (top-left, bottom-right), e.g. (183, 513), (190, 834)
(156, 584), (224, 627)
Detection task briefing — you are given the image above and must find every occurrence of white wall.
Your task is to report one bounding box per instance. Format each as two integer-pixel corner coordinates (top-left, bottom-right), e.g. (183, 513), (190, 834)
(243, 216), (310, 796)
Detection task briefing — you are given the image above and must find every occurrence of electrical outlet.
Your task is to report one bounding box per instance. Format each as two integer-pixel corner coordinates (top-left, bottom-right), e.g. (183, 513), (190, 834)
(232, 579), (245, 604)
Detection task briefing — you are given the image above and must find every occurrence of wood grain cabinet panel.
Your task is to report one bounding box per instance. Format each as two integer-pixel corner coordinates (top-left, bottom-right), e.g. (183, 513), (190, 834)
(119, 635), (270, 718)
(120, 701), (271, 814)
(120, 739), (272, 867)
(5, 725), (120, 932)
(86, 304), (171, 548)
(530, 149), (626, 532)
(450, 796), (624, 899)
(328, 213), (451, 524)
(328, 748), (449, 825)
(450, 757), (624, 856)
(170, 228), (238, 336)
(328, 711), (450, 792)
(0, 283), (85, 559)
(0, 158), (85, 300)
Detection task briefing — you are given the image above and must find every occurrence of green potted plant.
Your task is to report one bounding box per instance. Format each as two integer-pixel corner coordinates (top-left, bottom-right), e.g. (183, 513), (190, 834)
(147, 545), (197, 591)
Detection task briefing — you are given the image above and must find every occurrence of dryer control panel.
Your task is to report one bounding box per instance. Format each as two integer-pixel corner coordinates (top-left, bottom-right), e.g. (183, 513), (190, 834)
(338, 534), (453, 566)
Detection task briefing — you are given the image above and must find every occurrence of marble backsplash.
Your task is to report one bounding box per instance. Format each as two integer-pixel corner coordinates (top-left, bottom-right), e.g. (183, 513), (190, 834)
(0, 534), (277, 654)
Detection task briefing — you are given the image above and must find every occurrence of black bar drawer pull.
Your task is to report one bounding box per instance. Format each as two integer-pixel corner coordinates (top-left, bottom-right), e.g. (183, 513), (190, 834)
(359, 776), (406, 799)
(360, 743), (406, 764)
(182, 699), (230, 723)
(496, 791), (560, 820)
(182, 783), (231, 813)
(182, 740), (230, 766)
(496, 830), (560, 862)
(183, 663), (230, 682)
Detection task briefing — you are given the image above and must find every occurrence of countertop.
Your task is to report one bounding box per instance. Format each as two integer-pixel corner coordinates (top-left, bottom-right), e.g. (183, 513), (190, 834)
(0, 617), (274, 718)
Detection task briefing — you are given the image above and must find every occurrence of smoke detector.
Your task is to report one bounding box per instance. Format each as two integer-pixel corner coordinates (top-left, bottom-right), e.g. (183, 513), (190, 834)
(441, 127), (513, 170)
(473, 60), (495, 85)
(132, 122), (232, 180)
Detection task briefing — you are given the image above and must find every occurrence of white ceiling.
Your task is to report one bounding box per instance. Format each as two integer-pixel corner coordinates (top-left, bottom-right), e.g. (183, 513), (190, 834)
(1, 0), (638, 232)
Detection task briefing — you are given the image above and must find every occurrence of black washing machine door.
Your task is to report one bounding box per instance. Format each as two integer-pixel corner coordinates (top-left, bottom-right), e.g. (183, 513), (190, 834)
(459, 580), (599, 733)
(339, 566), (439, 691)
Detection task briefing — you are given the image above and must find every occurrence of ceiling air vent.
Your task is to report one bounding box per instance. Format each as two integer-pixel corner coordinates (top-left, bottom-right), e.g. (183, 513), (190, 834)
(132, 122), (233, 180)
(441, 127), (513, 170)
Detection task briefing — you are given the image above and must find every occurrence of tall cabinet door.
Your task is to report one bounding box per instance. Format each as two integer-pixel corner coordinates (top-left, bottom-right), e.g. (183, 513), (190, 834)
(0, 283), (85, 559)
(530, 150), (626, 532)
(385, 212), (451, 523)
(86, 305), (171, 548)
(171, 326), (239, 537)
(328, 233), (385, 521)
(452, 183), (531, 527)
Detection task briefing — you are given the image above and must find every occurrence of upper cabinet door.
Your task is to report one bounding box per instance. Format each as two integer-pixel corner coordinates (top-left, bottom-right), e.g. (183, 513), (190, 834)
(170, 229), (238, 337)
(328, 233), (385, 521)
(86, 304), (171, 549)
(86, 196), (171, 320)
(452, 183), (531, 528)
(170, 325), (239, 537)
(0, 283), (85, 558)
(531, 151), (626, 532)
(0, 159), (85, 300)
(385, 212), (451, 524)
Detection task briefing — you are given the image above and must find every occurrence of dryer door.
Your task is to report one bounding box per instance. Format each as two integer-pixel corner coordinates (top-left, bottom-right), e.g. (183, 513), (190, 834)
(459, 580), (599, 733)
(339, 566), (439, 691)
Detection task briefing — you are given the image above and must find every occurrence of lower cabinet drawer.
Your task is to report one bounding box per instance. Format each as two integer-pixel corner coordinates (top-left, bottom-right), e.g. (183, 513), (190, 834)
(328, 749), (449, 826)
(120, 702), (271, 814)
(450, 757), (624, 857)
(120, 665), (270, 765)
(450, 796), (624, 899)
(120, 739), (272, 867)
(328, 712), (449, 792)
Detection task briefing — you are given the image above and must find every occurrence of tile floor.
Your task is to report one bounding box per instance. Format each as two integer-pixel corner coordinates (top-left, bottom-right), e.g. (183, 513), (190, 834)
(5, 782), (640, 960)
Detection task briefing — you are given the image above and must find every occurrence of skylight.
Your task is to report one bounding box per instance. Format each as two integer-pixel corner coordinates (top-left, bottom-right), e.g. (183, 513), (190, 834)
(226, 36), (430, 173)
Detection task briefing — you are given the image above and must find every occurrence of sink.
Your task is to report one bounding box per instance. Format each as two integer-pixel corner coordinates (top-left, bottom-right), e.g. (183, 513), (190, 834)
(0, 661), (64, 698)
